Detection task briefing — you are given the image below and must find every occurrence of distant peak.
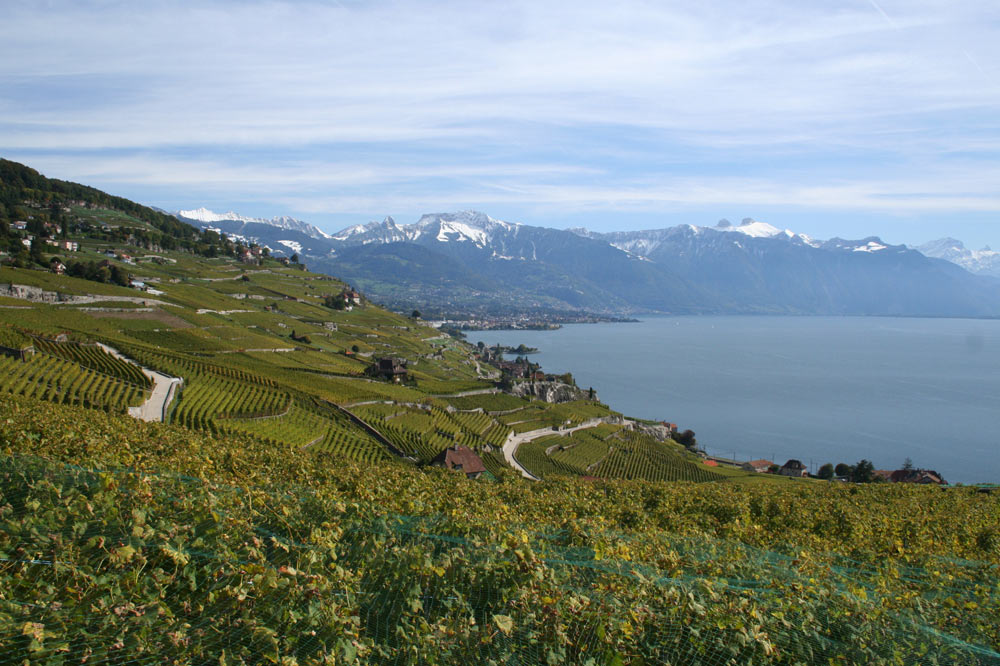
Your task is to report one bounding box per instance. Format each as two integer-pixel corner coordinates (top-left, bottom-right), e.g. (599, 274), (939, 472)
(740, 217), (756, 226)
(716, 218), (731, 228)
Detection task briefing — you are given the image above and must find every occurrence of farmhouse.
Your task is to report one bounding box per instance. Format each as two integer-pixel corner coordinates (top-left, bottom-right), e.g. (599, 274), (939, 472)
(889, 468), (946, 484)
(432, 446), (487, 479)
(779, 459), (808, 477)
(371, 357), (408, 382)
(741, 459), (774, 473)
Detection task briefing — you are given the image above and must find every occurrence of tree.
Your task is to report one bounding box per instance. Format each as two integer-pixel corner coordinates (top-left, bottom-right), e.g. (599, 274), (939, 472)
(290, 253), (299, 264)
(411, 309), (421, 319)
(29, 237), (45, 265)
(673, 429), (697, 449)
(851, 459), (875, 483)
(817, 463), (835, 480)
(835, 463), (852, 478)
(902, 457), (913, 471)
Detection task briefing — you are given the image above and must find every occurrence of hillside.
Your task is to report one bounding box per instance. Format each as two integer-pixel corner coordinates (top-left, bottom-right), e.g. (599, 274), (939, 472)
(1, 161), (999, 663)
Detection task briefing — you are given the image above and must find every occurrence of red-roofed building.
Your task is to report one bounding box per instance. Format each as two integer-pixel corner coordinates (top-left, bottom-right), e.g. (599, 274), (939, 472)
(432, 446), (487, 479)
(741, 459), (774, 473)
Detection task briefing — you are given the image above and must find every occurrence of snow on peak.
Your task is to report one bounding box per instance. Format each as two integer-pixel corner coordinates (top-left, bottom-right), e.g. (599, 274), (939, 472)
(178, 207), (228, 223)
(852, 240), (887, 252)
(714, 218), (785, 238)
(413, 211), (518, 246)
(916, 237), (1000, 277)
(177, 207), (332, 239)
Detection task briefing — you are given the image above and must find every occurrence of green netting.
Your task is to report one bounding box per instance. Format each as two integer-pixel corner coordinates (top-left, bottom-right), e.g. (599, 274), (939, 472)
(1, 455), (998, 664)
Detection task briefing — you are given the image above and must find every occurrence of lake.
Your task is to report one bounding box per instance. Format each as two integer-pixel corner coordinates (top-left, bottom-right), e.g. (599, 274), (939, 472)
(466, 316), (1000, 484)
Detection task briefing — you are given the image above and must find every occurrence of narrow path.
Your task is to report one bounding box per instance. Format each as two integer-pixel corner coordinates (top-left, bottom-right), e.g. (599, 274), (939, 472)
(429, 388), (497, 398)
(96, 343), (182, 422)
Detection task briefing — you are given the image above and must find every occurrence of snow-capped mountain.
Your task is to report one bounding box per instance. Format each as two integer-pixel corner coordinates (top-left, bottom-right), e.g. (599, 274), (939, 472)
(312, 211), (1000, 317)
(176, 207), (332, 241)
(574, 218), (821, 257)
(915, 238), (1000, 278)
(168, 204), (1000, 317)
(331, 211), (520, 249)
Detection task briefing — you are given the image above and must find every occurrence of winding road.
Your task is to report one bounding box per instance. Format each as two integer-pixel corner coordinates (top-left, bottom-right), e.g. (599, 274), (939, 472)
(97, 343), (182, 422)
(501, 417), (609, 481)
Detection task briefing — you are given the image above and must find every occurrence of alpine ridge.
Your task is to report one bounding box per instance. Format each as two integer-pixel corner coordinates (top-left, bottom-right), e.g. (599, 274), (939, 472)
(174, 207), (1000, 318)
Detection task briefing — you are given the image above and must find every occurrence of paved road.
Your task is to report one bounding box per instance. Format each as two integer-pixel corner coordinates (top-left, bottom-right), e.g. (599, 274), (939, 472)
(97, 343), (182, 422)
(501, 418), (608, 481)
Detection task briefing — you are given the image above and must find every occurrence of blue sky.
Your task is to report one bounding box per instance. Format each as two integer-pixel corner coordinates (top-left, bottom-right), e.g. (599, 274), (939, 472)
(2, 0), (1000, 248)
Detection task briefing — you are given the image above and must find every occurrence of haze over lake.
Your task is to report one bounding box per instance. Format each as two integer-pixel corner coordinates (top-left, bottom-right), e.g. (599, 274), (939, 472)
(467, 316), (1000, 484)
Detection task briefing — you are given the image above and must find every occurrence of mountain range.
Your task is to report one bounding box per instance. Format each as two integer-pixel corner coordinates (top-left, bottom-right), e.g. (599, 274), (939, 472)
(914, 238), (1000, 278)
(174, 208), (1000, 318)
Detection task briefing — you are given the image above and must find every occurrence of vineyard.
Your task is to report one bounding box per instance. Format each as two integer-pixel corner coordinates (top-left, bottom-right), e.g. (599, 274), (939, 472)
(218, 401), (388, 464)
(31, 337), (152, 389)
(0, 354), (146, 412)
(446, 391), (531, 412)
(1, 395), (997, 665)
(516, 425), (724, 483)
(354, 403), (509, 462)
(499, 399), (616, 433)
(171, 375), (290, 430)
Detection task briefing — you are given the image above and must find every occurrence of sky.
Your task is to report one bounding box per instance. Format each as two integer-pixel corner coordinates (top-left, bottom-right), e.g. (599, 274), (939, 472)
(2, 0), (1000, 248)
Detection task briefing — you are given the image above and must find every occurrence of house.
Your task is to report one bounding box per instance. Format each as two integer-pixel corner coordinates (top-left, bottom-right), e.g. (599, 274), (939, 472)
(741, 459), (774, 473)
(12, 221), (27, 231)
(340, 288), (361, 305)
(432, 446), (487, 479)
(60, 240), (78, 252)
(371, 357), (408, 382)
(129, 279), (146, 290)
(889, 469), (946, 485)
(50, 260), (66, 275)
(662, 422), (679, 433)
(779, 459), (808, 477)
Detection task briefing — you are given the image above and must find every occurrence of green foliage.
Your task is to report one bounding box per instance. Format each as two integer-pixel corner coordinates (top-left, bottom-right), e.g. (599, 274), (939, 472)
(32, 337), (152, 388)
(853, 459), (876, 483)
(0, 354), (146, 412)
(0, 395), (998, 665)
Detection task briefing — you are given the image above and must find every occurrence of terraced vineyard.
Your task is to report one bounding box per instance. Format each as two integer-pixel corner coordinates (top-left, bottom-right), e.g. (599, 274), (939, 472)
(171, 375), (290, 430)
(498, 399), (614, 433)
(592, 430), (723, 482)
(117, 345), (277, 387)
(355, 403), (507, 462)
(447, 392), (531, 412)
(516, 425), (722, 483)
(0, 354), (146, 412)
(32, 337), (152, 389)
(219, 401), (388, 463)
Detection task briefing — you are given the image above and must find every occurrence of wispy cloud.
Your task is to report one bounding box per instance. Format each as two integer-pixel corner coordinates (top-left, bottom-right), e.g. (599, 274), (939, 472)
(2, 0), (999, 242)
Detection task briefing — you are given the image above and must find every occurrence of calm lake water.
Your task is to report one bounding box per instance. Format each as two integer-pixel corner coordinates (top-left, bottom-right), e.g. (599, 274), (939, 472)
(466, 316), (1000, 484)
